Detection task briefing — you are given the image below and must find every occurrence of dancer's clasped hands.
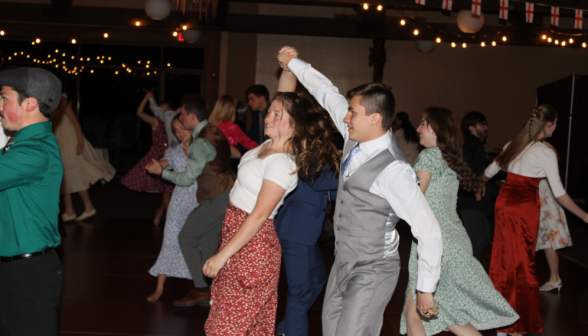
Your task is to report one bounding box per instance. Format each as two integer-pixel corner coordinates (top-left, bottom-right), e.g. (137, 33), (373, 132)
(417, 291), (439, 318)
(277, 46), (298, 71)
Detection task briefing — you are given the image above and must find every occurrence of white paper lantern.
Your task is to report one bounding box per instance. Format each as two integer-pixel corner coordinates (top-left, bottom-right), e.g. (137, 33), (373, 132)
(457, 9), (485, 33)
(183, 29), (202, 44)
(145, 0), (171, 20)
(416, 40), (436, 54)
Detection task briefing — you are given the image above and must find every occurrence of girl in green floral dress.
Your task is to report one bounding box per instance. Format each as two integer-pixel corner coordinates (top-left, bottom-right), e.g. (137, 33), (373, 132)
(400, 107), (519, 336)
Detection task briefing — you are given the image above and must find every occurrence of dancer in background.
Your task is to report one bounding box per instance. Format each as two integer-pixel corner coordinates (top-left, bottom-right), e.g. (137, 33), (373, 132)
(147, 115), (198, 302)
(208, 94), (259, 159)
(273, 66), (341, 336)
(148, 92), (180, 148)
(121, 92), (173, 225)
(536, 179), (572, 292)
(53, 94), (115, 222)
(483, 105), (588, 336)
(392, 112), (420, 165)
(278, 46), (442, 336)
(400, 107), (518, 336)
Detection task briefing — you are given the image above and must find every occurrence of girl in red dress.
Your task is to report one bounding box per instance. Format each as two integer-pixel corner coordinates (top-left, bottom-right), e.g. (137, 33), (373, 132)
(483, 105), (588, 336)
(121, 92), (173, 224)
(202, 93), (335, 335)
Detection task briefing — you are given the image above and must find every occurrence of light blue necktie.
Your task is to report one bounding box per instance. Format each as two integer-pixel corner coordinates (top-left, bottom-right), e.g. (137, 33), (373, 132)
(341, 143), (361, 178)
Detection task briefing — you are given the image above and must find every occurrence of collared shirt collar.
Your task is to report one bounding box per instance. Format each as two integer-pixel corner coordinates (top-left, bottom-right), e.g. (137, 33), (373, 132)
(358, 129), (392, 157)
(192, 119), (209, 138)
(14, 121), (53, 142)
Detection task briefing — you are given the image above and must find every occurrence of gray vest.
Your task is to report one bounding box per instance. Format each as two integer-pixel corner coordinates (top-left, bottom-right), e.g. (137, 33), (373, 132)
(333, 139), (401, 262)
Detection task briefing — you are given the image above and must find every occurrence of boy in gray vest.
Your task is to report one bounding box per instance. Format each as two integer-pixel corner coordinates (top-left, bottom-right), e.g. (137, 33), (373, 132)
(278, 47), (443, 336)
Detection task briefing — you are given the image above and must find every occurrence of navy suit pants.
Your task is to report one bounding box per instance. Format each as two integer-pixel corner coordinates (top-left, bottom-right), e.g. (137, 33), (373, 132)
(276, 239), (327, 336)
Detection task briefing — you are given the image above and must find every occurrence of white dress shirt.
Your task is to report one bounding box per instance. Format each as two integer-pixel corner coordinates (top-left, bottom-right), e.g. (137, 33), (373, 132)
(149, 98), (181, 148)
(485, 141), (566, 197)
(0, 121), (8, 149)
(289, 58), (443, 292)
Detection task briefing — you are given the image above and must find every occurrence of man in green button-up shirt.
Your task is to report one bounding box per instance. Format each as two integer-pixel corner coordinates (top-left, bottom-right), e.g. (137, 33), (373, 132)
(0, 68), (64, 336)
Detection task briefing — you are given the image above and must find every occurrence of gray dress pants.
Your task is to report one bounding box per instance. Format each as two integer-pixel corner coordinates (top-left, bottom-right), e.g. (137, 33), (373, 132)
(178, 189), (230, 288)
(322, 254), (401, 336)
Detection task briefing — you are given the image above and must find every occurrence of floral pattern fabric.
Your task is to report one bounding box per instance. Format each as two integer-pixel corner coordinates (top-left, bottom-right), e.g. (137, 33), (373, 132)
(536, 179), (572, 251)
(400, 147), (519, 335)
(148, 145), (198, 279)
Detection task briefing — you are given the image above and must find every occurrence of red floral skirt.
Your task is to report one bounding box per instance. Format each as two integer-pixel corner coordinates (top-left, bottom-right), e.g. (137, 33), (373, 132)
(490, 173), (542, 334)
(205, 205), (282, 336)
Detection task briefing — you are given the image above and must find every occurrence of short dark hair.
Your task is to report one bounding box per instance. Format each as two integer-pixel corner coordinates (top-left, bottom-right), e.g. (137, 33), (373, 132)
(245, 85), (269, 102)
(180, 94), (207, 122)
(461, 111), (486, 138)
(13, 86), (54, 119)
(346, 83), (395, 131)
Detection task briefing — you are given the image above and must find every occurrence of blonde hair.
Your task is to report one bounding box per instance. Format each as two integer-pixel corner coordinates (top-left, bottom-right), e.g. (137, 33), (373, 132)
(208, 95), (237, 126)
(494, 105), (558, 171)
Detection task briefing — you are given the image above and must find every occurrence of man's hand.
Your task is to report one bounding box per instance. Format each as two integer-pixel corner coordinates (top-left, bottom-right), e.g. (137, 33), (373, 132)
(145, 91), (154, 100)
(416, 291), (439, 318)
(145, 159), (163, 175)
(76, 142), (84, 155)
(277, 46), (298, 71)
(475, 186), (486, 202)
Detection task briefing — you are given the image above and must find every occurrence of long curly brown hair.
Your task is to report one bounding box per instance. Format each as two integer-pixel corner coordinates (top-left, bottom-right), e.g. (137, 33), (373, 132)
(274, 92), (340, 181)
(423, 107), (481, 192)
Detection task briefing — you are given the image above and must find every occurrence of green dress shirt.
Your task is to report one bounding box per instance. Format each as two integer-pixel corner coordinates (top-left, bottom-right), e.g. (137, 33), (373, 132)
(162, 120), (217, 187)
(0, 121), (63, 257)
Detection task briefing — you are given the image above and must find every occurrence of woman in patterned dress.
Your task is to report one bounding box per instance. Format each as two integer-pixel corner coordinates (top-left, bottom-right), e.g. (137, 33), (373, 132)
(147, 115), (198, 301)
(400, 107), (519, 336)
(202, 93), (330, 335)
(536, 179), (572, 292)
(120, 92), (173, 224)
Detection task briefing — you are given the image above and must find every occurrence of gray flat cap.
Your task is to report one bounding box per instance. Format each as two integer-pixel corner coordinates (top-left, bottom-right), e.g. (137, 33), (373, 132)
(0, 67), (62, 109)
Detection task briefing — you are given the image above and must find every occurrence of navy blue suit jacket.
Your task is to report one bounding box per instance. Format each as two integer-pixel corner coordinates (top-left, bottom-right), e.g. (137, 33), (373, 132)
(274, 169), (339, 246)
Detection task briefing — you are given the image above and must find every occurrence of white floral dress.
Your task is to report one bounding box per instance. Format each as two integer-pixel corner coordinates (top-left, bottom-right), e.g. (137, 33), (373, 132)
(536, 179), (572, 251)
(400, 147), (519, 335)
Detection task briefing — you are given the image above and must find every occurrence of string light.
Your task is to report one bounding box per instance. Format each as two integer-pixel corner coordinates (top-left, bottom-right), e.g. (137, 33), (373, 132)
(542, 35), (547, 40)
(91, 70), (94, 73)
(53, 58), (56, 62)
(20, 51), (23, 55)
(569, 38), (574, 44)
(436, 37), (441, 43)
(147, 60), (150, 64)
(71, 56), (74, 59)
(100, 60), (104, 64)
(555, 40), (559, 45)
(154, 71), (157, 74)
(377, 5), (383, 11)
(0, 30), (4, 36)
(62, 61), (66, 64)
(102, 56), (105, 59)
(147, 72), (151, 75)
(561, 41), (566, 47)
(27, 55), (30, 58)
(173, 31), (178, 37)
(47, 54), (51, 58)
(55, 49), (59, 53)
(138, 60), (141, 64)
(103, 33), (108, 38)
(97, 56), (100, 60)
(146, 65), (150, 68)
(55, 64), (58, 68)
(135, 21), (141, 26)
(492, 41), (496, 46)
(451, 42), (456, 48)
(87, 57), (90, 61)
(108, 57), (112, 60)
(7, 56), (10, 60)
(35, 38), (40, 43)
(80, 57), (83, 61)
(32, 42), (35, 45)
(413, 29), (419, 36)
(462, 43), (467, 48)
(13, 52), (16, 56)
(182, 25), (187, 30)
(583, 42), (587, 48)
(71, 39), (76, 44)
(548, 37), (552, 42)
(400, 19), (406, 26)
(115, 71), (118, 75)
(167, 63), (171, 67)
(62, 53), (66, 56)
(363, 3), (369, 10)
(502, 36), (507, 42)
(481, 42), (486, 47)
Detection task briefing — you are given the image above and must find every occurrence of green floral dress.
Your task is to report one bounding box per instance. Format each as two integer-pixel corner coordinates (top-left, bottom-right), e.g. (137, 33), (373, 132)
(400, 147), (519, 335)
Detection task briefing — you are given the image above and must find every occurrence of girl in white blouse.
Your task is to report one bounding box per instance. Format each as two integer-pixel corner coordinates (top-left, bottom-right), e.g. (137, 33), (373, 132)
(202, 92), (330, 335)
(482, 105), (588, 336)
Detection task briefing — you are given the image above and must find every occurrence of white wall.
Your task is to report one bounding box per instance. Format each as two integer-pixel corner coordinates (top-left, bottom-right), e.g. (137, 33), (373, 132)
(256, 34), (588, 149)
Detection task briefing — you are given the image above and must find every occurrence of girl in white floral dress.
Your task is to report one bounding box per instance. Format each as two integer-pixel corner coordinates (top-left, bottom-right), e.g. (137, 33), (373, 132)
(536, 179), (572, 292)
(400, 107), (519, 336)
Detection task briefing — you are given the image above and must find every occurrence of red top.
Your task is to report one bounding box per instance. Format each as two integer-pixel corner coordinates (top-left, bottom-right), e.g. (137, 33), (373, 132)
(217, 120), (259, 150)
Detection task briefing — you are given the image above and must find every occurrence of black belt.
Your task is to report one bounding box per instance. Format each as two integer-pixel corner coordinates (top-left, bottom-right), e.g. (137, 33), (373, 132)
(0, 247), (54, 263)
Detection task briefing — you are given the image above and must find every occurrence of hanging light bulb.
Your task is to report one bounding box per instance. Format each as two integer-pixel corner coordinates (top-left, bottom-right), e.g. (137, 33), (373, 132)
(363, 3), (369, 10)
(62, 53), (66, 57)
(146, 65), (150, 68)
(80, 57), (83, 61)
(182, 25), (187, 30)
(173, 31), (178, 37)
(55, 49), (59, 53)
(87, 57), (90, 61)
(71, 56), (74, 59)
(436, 37), (441, 43)
(122, 63), (126, 67)
(91, 70), (94, 73)
(561, 41), (566, 47)
(547, 37), (552, 43)
(138, 60), (141, 64)
(413, 29), (419, 36)
(0, 30), (4, 36)
(555, 39), (559, 45)
(154, 71), (158, 74)
(377, 5), (383, 11)
(542, 35), (547, 40)
(481, 42), (486, 47)
(32, 42), (35, 45)
(583, 42), (587, 48)
(400, 19), (406, 26)
(35, 38), (41, 43)
(167, 63), (171, 67)
(502, 36), (507, 42)
(492, 41), (496, 46)
(108, 57), (112, 60)
(71, 39), (77, 44)
(569, 38), (574, 44)
(135, 21), (141, 26)
(115, 71), (119, 75)
(104, 33), (109, 38)
(100, 60), (104, 64)
(462, 43), (467, 48)
(451, 42), (456, 48)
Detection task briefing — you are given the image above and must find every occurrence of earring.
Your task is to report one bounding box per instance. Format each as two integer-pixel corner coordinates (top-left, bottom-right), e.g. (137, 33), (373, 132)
(432, 133), (437, 140)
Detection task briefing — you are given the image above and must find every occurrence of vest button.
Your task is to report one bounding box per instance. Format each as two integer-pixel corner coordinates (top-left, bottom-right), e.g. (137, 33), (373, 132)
(338, 214), (342, 218)
(337, 227), (340, 231)
(340, 200), (344, 204)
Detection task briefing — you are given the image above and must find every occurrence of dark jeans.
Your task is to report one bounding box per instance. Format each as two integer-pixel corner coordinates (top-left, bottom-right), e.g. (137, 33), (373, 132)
(0, 249), (63, 336)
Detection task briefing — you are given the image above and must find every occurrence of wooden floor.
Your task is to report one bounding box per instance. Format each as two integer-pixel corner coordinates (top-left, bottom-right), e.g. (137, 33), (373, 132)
(57, 181), (588, 336)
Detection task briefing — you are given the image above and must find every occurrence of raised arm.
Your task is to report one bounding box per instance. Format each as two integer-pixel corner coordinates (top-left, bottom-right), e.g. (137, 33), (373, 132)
(148, 97), (166, 122)
(278, 47), (349, 140)
(277, 68), (297, 93)
(137, 92), (159, 131)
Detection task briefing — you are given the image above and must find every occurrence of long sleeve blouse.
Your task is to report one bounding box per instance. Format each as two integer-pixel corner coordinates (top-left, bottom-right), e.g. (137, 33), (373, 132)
(217, 120), (259, 150)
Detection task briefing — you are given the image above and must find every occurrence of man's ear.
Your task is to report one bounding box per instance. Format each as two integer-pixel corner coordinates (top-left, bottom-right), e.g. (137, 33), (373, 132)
(370, 112), (382, 127)
(24, 97), (39, 113)
(468, 125), (476, 135)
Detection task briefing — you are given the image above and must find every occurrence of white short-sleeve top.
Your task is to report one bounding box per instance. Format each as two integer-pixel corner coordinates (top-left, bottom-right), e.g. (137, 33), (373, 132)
(229, 141), (298, 219)
(485, 141), (566, 197)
